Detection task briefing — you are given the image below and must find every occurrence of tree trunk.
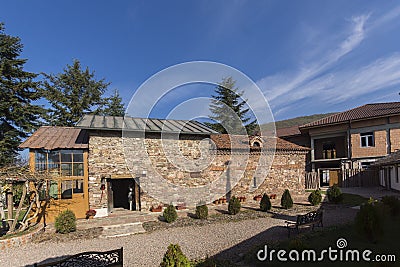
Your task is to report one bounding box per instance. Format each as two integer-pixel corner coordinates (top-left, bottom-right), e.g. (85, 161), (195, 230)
(6, 183), (13, 222)
(9, 182), (27, 232)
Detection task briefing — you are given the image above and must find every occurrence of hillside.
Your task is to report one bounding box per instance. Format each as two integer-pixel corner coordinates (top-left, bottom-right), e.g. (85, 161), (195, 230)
(261, 113), (336, 130)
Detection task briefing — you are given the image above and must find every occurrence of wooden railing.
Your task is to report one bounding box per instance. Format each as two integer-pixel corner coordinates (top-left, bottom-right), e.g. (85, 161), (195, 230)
(340, 169), (379, 188)
(305, 172), (319, 189)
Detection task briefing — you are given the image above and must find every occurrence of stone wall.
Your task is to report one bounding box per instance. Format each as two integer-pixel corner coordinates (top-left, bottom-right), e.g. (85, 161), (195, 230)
(88, 131), (307, 211)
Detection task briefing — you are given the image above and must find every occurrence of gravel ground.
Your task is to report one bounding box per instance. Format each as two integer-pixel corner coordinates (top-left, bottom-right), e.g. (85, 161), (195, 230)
(0, 206), (357, 267)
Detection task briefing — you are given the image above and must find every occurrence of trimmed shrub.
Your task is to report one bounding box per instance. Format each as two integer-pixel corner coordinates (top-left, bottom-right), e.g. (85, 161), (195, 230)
(260, 193), (272, 212)
(55, 209), (76, 234)
(160, 244), (191, 267)
(196, 203), (208, 219)
(163, 204), (178, 223)
(308, 190), (322, 206)
(281, 189), (293, 209)
(381, 195), (400, 217)
(355, 202), (383, 242)
(327, 184), (343, 203)
(228, 196), (241, 215)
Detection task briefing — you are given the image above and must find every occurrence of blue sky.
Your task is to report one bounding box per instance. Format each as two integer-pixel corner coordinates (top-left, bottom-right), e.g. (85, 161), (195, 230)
(2, 1), (400, 121)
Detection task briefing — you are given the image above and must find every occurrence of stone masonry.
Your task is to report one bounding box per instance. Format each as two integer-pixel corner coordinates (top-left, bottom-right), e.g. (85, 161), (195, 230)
(88, 130), (308, 211)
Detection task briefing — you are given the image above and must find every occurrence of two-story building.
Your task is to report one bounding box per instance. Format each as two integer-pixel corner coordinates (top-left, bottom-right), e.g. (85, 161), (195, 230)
(299, 102), (400, 186)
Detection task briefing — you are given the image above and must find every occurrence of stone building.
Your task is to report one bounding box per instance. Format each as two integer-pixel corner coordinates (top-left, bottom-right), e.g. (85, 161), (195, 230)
(20, 115), (308, 220)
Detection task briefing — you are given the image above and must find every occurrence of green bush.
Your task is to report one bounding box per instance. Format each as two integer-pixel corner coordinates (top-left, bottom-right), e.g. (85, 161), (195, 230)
(54, 209), (76, 234)
(195, 203), (208, 219)
(355, 202), (383, 242)
(260, 193), (271, 212)
(160, 244), (191, 267)
(381, 195), (400, 217)
(327, 184), (343, 203)
(308, 190), (322, 206)
(281, 189), (293, 209)
(163, 204), (178, 223)
(228, 196), (241, 215)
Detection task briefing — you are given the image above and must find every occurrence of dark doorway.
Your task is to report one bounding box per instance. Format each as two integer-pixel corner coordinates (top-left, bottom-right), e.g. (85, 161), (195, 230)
(111, 179), (135, 210)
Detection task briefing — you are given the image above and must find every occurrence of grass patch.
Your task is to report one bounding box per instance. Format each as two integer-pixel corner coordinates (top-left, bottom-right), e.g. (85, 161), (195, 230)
(241, 217), (400, 266)
(341, 193), (369, 207)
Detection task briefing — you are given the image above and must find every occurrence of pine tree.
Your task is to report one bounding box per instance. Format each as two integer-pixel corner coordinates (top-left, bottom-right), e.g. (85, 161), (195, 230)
(0, 23), (45, 166)
(42, 59), (110, 126)
(102, 89), (125, 116)
(208, 77), (257, 134)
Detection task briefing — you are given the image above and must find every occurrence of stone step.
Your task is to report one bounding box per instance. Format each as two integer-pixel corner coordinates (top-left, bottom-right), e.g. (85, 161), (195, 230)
(99, 222), (146, 238)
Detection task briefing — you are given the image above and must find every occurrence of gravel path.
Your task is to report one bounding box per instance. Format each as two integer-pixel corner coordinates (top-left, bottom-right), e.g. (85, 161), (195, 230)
(0, 207), (357, 267)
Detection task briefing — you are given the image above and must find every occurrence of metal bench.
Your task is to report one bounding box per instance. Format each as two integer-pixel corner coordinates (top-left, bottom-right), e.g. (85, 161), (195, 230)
(285, 210), (323, 237)
(33, 247), (123, 267)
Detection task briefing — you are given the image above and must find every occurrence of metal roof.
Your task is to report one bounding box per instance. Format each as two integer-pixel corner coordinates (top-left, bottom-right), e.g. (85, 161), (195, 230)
(19, 127), (88, 150)
(300, 102), (400, 129)
(76, 115), (217, 135)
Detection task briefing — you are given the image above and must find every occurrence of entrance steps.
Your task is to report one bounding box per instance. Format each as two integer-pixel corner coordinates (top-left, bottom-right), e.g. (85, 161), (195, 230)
(99, 222), (145, 238)
(74, 208), (158, 238)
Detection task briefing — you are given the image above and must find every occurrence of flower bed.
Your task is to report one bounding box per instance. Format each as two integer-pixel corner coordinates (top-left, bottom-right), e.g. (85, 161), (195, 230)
(0, 223), (44, 250)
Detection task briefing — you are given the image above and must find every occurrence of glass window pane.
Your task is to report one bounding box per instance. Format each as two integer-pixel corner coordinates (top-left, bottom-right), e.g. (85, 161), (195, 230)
(35, 151), (47, 171)
(61, 152), (72, 162)
(73, 163), (84, 176)
(61, 180), (72, 199)
(61, 163), (72, 176)
(49, 180), (58, 199)
(361, 137), (367, 147)
(73, 179), (84, 193)
(73, 153), (83, 162)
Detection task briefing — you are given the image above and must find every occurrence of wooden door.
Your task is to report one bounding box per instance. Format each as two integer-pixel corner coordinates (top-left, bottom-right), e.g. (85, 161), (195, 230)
(107, 179), (113, 213)
(329, 170), (339, 186)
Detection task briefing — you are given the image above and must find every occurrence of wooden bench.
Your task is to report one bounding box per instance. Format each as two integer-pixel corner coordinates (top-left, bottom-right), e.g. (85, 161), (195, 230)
(285, 210), (323, 237)
(33, 247), (123, 267)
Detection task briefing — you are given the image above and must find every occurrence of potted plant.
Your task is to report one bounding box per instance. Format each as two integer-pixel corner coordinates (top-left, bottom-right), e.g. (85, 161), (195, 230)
(254, 194), (262, 202)
(85, 209), (96, 219)
(150, 205), (163, 212)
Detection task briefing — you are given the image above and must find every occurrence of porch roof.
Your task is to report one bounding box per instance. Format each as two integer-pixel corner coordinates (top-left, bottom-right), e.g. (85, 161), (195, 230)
(372, 151), (400, 167)
(76, 115), (217, 135)
(19, 126), (88, 150)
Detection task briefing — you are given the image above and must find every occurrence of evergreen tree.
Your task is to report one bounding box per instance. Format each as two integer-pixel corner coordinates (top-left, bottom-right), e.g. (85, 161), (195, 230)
(42, 59), (110, 126)
(0, 23), (45, 166)
(208, 77), (257, 134)
(102, 89), (125, 116)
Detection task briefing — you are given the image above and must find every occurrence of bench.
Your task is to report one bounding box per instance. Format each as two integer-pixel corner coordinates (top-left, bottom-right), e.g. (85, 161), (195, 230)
(285, 210), (323, 237)
(33, 247), (123, 267)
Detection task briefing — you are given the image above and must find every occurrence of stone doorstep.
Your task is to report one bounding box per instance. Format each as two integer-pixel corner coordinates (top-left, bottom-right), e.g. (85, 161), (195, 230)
(99, 222), (146, 238)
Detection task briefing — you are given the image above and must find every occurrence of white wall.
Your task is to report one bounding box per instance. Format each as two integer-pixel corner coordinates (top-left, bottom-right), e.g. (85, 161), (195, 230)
(391, 167), (400, 191)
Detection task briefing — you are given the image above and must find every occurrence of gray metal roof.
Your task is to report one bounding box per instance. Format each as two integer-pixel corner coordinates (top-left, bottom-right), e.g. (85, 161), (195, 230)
(76, 115), (217, 135)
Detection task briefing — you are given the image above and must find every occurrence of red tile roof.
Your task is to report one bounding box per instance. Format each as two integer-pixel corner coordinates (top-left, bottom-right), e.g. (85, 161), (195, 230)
(276, 126), (301, 137)
(210, 134), (309, 151)
(300, 102), (400, 129)
(19, 126), (88, 150)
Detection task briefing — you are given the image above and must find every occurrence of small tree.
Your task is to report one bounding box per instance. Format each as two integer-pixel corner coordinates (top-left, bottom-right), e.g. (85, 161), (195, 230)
(55, 209), (76, 234)
(308, 190), (322, 206)
(195, 202), (208, 219)
(163, 204), (178, 223)
(327, 184), (343, 204)
(160, 244), (191, 267)
(260, 193), (272, 212)
(281, 189), (293, 209)
(228, 196), (241, 215)
(355, 202), (383, 242)
(102, 89), (125, 116)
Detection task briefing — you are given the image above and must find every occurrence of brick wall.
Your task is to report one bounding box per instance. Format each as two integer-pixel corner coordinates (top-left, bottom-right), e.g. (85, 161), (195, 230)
(351, 130), (387, 158)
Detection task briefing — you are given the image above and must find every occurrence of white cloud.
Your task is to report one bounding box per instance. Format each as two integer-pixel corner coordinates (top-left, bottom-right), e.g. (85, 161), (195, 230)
(256, 8), (400, 118)
(258, 14), (369, 104)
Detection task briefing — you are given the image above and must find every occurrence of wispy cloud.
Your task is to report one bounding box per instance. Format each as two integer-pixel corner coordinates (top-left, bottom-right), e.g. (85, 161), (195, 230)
(256, 8), (400, 119)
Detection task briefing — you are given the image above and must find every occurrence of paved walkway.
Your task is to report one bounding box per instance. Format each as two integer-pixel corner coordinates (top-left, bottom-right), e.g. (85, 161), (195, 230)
(0, 204), (357, 267)
(341, 186), (400, 199)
